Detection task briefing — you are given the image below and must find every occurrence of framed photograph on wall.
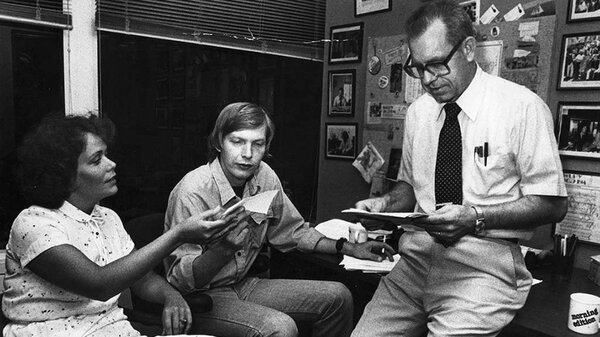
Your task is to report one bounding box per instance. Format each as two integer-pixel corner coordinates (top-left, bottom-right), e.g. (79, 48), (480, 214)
(556, 102), (600, 159)
(325, 123), (357, 160)
(355, 0), (391, 17)
(567, 0), (600, 23)
(328, 70), (355, 117)
(557, 32), (600, 89)
(329, 23), (363, 64)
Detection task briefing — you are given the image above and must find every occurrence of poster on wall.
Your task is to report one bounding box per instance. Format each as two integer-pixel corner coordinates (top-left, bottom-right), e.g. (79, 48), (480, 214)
(555, 171), (600, 245)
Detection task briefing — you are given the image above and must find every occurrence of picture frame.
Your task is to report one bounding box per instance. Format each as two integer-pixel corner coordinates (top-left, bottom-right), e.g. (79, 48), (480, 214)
(557, 32), (600, 90)
(354, 0), (391, 17)
(556, 101), (600, 159)
(325, 123), (357, 160)
(567, 0), (600, 23)
(328, 70), (355, 117)
(554, 171), (600, 245)
(329, 23), (363, 64)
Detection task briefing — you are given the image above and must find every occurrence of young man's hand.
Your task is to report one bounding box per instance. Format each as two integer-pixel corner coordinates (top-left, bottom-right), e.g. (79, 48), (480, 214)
(344, 240), (396, 262)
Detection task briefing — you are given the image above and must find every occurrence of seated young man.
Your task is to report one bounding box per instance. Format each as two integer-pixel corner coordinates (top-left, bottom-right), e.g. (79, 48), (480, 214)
(164, 102), (395, 337)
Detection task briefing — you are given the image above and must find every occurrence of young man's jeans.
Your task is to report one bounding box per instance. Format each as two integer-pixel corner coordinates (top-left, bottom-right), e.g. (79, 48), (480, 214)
(190, 277), (353, 337)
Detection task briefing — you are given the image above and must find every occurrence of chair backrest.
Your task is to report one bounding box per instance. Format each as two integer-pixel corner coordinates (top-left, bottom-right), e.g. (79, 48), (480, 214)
(123, 212), (166, 276)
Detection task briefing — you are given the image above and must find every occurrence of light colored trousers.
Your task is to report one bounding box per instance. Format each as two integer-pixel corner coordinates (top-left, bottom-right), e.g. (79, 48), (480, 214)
(352, 231), (531, 337)
(190, 277), (353, 337)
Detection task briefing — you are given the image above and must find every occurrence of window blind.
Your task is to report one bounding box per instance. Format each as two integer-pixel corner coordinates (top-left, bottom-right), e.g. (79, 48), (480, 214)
(0, 0), (72, 29)
(96, 0), (325, 61)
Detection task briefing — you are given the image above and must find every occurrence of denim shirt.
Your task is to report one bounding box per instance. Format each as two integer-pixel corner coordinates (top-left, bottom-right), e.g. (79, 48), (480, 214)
(164, 159), (323, 293)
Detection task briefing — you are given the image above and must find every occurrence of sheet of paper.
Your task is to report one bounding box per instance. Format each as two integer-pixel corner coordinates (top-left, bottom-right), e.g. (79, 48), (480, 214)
(340, 254), (400, 273)
(315, 218), (354, 240)
(479, 4), (499, 24)
(232, 190), (279, 215)
(342, 208), (427, 223)
(503, 3), (525, 22)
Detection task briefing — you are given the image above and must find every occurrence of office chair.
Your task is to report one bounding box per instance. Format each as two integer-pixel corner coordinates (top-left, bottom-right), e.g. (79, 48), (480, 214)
(122, 212), (213, 336)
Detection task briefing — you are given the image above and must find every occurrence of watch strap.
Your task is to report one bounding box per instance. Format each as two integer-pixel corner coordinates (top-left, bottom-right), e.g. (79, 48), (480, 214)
(335, 237), (347, 253)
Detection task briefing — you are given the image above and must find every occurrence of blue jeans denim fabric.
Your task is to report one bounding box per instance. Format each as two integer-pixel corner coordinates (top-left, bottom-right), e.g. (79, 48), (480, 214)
(352, 231), (531, 337)
(190, 277), (353, 337)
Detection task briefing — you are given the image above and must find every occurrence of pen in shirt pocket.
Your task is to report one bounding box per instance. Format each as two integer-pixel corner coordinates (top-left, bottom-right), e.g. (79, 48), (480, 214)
(473, 142), (489, 167)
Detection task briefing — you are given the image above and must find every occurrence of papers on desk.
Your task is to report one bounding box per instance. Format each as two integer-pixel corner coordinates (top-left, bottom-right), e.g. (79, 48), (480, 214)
(340, 254), (400, 273)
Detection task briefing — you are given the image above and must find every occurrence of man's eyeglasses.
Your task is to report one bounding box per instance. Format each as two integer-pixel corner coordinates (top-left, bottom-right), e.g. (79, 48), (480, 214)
(403, 39), (464, 79)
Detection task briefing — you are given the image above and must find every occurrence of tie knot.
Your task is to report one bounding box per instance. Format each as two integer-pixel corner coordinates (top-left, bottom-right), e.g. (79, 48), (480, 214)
(444, 102), (461, 119)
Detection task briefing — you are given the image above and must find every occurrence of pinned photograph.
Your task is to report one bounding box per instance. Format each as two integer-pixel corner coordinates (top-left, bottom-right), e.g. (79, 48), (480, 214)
(353, 142), (385, 183)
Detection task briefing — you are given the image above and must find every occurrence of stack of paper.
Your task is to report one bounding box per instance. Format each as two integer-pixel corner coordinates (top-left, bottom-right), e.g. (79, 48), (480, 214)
(340, 254), (400, 273)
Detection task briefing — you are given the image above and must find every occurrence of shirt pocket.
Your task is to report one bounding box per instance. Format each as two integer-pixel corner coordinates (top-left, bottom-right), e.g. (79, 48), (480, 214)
(470, 147), (516, 197)
(248, 213), (267, 248)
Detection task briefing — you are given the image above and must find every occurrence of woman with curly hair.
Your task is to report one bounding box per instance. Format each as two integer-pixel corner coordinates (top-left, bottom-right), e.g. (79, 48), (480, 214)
(2, 114), (243, 336)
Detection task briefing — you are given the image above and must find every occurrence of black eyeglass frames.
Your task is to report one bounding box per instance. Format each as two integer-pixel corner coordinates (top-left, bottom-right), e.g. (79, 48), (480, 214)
(403, 39), (465, 79)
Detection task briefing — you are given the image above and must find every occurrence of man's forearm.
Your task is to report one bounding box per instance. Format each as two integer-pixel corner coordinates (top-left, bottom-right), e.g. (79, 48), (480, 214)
(384, 180), (416, 212)
(192, 249), (233, 288)
(481, 195), (567, 230)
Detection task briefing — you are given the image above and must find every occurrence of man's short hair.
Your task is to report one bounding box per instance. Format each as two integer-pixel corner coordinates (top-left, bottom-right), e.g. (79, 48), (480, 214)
(207, 102), (275, 162)
(405, 0), (476, 46)
(17, 113), (115, 209)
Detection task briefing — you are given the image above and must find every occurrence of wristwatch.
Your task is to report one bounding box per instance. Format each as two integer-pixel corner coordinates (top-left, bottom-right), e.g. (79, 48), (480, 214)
(471, 205), (486, 235)
(336, 237), (348, 253)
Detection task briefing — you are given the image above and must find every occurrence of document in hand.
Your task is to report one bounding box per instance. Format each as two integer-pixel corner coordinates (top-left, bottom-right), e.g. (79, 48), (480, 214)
(340, 254), (401, 273)
(341, 208), (427, 225)
(223, 190), (279, 216)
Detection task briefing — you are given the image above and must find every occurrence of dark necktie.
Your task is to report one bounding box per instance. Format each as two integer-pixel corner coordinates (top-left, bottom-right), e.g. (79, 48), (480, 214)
(435, 102), (462, 206)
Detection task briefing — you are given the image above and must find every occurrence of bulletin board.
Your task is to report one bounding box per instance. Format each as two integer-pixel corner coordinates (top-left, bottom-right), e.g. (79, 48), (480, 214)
(476, 15), (556, 102)
(362, 34), (410, 197)
(555, 171), (600, 245)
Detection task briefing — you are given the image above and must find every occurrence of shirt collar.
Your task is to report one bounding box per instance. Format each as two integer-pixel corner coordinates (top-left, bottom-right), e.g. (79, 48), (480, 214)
(59, 200), (102, 223)
(434, 65), (485, 122)
(209, 158), (263, 206)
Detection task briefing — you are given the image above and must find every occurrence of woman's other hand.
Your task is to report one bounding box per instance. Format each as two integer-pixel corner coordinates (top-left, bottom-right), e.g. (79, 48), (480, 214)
(161, 292), (192, 335)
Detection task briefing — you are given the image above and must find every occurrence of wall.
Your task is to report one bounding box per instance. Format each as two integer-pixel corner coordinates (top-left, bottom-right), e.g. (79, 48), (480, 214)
(549, 1), (600, 268)
(317, 0), (600, 268)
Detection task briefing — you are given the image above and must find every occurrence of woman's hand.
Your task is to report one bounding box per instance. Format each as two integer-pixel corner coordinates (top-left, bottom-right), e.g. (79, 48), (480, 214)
(161, 292), (192, 335)
(178, 206), (247, 245)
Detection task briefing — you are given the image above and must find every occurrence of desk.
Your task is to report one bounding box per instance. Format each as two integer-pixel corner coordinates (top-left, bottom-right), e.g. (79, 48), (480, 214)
(271, 250), (600, 337)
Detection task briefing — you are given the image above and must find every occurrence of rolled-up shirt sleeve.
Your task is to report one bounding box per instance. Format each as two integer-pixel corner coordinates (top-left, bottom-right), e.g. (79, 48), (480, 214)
(164, 183), (209, 294)
(266, 176), (324, 253)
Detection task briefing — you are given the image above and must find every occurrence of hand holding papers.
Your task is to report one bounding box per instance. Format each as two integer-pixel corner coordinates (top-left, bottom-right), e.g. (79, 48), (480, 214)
(222, 190), (279, 218)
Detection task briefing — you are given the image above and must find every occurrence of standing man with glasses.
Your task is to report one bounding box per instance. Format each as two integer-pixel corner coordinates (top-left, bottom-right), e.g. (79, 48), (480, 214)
(351, 1), (567, 336)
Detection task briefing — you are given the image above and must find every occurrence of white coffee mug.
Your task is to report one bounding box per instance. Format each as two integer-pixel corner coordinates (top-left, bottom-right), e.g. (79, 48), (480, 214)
(568, 293), (600, 334)
(348, 223), (368, 243)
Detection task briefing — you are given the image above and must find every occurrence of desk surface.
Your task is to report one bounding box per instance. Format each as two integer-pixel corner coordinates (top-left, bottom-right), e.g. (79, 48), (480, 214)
(272, 250), (600, 337)
(504, 267), (600, 337)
